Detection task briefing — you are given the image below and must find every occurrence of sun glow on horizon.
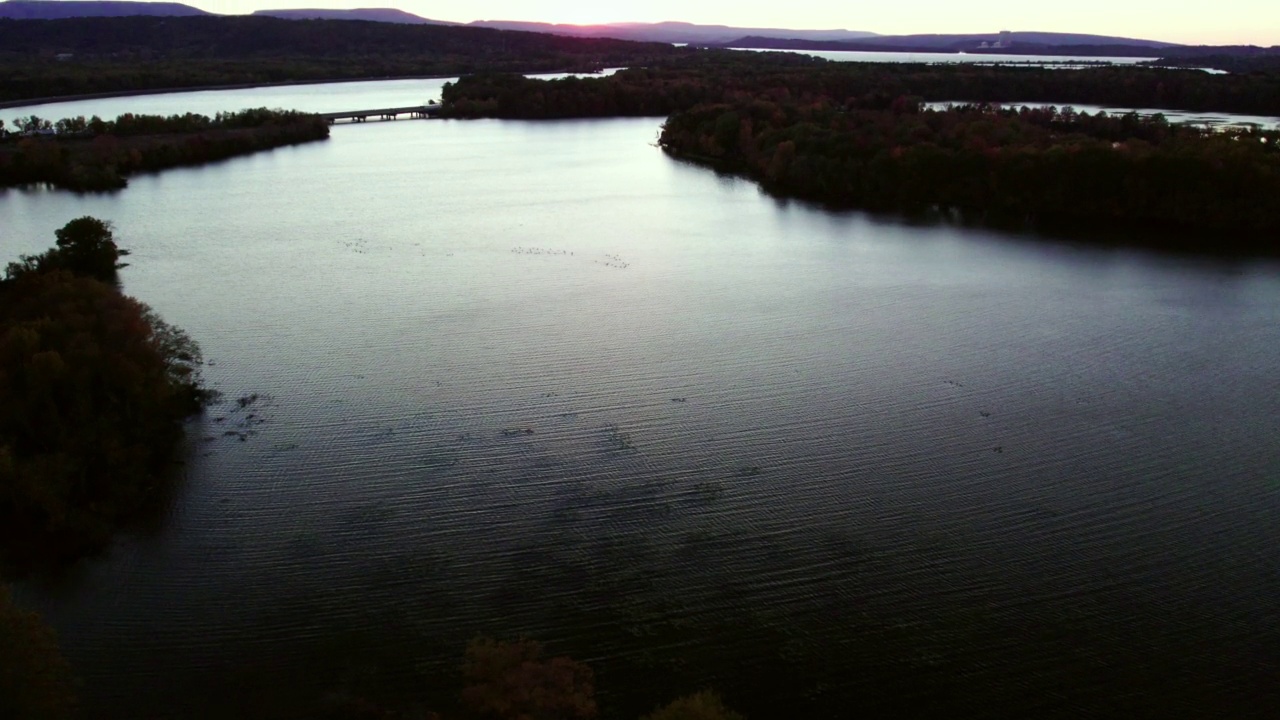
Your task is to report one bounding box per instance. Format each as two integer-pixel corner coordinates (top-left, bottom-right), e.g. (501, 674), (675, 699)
(180, 1), (1280, 46)
(537, 15), (634, 27)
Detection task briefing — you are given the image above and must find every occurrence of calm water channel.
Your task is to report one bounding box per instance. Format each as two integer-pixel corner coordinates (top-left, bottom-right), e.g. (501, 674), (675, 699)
(753, 48), (1158, 66)
(3, 80), (1280, 719)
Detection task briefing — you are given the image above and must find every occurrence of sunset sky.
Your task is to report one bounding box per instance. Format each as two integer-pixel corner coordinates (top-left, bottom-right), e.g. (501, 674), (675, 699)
(185, 0), (1279, 46)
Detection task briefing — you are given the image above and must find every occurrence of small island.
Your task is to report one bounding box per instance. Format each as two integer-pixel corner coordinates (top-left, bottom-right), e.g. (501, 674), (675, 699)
(0, 108), (329, 190)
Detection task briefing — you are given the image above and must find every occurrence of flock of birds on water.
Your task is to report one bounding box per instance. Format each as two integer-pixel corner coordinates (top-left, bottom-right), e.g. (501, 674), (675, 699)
(339, 238), (373, 254)
(335, 240), (634, 269)
(596, 253), (630, 269)
(205, 242), (1014, 457)
(510, 246), (631, 269)
(203, 393), (269, 447)
(511, 245), (571, 256)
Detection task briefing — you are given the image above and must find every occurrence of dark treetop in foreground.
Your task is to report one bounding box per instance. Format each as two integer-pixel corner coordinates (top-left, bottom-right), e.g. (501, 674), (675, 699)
(0, 611), (746, 720)
(0, 584), (76, 720)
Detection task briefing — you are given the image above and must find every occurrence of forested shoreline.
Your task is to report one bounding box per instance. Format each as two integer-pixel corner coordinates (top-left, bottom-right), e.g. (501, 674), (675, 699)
(0, 108), (329, 190)
(5, 15), (1279, 113)
(1147, 50), (1280, 74)
(659, 101), (1280, 242)
(0, 218), (212, 573)
(440, 62), (1280, 119)
(441, 65), (1280, 247)
(0, 15), (695, 104)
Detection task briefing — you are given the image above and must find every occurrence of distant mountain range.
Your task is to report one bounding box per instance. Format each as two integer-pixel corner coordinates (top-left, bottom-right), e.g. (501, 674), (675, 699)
(0, 0), (206, 18)
(0, 1), (1184, 51)
(466, 20), (877, 45)
(249, 7), (459, 25)
(0, 2), (877, 44)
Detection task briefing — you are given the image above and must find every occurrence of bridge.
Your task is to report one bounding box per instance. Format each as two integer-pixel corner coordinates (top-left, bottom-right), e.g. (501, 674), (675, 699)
(320, 103), (442, 124)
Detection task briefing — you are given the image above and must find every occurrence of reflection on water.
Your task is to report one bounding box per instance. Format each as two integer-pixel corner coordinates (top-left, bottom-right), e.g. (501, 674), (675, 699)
(0, 69), (619, 123)
(3, 82), (1280, 720)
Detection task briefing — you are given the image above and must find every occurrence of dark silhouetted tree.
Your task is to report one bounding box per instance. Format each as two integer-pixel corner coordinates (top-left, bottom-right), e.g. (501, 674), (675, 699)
(0, 585), (76, 720)
(5, 217), (128, 284)
(642, 691), (745, 720)
(460, 637), (597, 720)
(53, 216), (130, 281)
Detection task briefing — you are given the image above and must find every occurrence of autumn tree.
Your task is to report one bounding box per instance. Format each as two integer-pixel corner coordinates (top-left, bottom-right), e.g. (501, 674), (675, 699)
(641, 691), (744, 720)
(460, 637), (597, 720)
(0, 585), (76, 720)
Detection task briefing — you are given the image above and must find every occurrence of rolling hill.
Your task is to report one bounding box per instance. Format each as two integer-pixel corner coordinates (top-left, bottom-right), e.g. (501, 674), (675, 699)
(466, 20), (877, 45)
(251, 8), (458, 24)
(0, 0), (208, 18)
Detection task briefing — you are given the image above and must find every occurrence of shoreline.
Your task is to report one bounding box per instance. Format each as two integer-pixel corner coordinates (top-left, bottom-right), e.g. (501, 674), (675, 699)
(0, 74), (462, 111)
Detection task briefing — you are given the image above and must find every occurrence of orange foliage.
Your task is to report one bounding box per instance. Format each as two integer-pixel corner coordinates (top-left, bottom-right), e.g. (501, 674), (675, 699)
(460, 637), (597, 720)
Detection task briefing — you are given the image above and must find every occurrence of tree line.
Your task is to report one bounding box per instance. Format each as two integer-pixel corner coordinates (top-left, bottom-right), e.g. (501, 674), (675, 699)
(0, 108), (330, 190)
(440, 61), (1280, 119)
(1147, 47), (1280, 74)
(657, 99), (1279, 244)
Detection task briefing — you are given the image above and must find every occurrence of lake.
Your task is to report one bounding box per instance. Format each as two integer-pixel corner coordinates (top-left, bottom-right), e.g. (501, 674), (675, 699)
(4, 80), (1280, 719)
